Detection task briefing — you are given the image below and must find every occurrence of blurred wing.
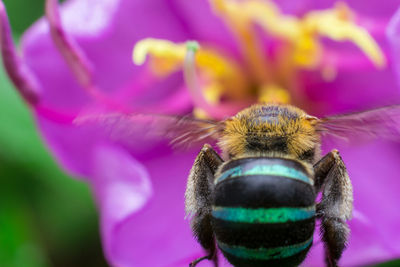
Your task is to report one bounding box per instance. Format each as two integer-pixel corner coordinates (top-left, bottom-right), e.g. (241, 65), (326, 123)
(317, 105), (400, 142)
(74, 112), (224, 148)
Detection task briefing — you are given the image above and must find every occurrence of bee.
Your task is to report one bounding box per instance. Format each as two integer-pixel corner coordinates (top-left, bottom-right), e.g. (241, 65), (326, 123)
(76, 103), (400, 267)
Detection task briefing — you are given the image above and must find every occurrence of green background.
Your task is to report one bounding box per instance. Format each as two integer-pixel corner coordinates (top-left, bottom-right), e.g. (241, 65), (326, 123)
(0, 0), (398, 266)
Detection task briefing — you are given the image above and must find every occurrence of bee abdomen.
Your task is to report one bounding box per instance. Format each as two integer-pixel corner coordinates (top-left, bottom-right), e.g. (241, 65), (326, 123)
(212, 157), (315, 267)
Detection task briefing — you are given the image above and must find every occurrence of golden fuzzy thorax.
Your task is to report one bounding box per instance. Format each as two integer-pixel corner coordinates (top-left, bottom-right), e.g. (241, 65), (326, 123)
(218, 104), (321, 163)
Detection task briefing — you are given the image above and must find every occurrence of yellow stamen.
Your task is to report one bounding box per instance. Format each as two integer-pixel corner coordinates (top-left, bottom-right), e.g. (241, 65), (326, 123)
(133, 38), (248, 102)
(209, 0), (270, 84)
(131, 1), (385, 121)
(133, 38), (242, 78)
(303, 2), (386, 68)
(258, 84), (291, 104)
(292, 36), (322, 68)
(133, 38), (184, 65)
(133, 38), (185, 77)
(231, 0), (385, 69)
(235, 0), (301, 41)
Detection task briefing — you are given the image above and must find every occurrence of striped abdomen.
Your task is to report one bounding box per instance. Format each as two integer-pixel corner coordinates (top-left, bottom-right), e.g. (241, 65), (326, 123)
(211, 157), (316, 267)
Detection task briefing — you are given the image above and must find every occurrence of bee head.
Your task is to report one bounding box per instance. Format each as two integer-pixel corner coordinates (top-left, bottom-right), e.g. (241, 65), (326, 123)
(218, 104), (320, 163)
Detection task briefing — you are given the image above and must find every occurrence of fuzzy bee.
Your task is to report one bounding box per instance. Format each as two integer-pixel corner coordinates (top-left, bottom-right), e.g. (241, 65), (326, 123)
(76, 103), (400, 267)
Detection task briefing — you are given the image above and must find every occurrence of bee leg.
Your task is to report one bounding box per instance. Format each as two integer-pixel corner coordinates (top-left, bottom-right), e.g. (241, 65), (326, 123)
(186, 144), (223, 267)
(189, 249), (218, 267)
(189, 213), (219, 267)
(313, 150), (353, 267)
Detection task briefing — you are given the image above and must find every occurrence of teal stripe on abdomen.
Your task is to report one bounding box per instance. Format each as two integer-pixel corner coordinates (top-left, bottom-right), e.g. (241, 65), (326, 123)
(215, 164), (313, 185)
(212, 206), (315, 224)
(218, 237), (313, 260)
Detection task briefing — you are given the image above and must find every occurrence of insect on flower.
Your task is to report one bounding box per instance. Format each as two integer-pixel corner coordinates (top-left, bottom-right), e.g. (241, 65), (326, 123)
(1, 0), (400, 266)
(79, 103), (400, 267)
(75, 43), (400, 267)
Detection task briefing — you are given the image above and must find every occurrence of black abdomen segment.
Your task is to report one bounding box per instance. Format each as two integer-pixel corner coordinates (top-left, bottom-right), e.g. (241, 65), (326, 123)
(212, 157), (316, 267)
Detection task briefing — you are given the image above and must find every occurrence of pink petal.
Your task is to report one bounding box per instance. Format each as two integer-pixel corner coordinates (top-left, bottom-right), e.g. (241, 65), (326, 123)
(284, 1), (399, 117)
(16, 1), (400, 267)
(21, 0), (191, 110)
(300, 65), (400, 115)
(168, 0), (240, 58)
(306, 141), (400, 266)
(91, 144), (153, 265)
(387, 6), (400, 89)
(300, 17), (399, 114)
(95, 149), (203, 267)
(91, 141), (400, 267)
(36, 116), (101, 177)
(35, 100), (190, 178)
(22, 0), (196, 177)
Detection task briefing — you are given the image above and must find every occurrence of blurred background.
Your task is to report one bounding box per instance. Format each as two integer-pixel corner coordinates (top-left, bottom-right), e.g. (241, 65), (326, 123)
(0, 1), (398, 267)
(0, 0), (108, 266)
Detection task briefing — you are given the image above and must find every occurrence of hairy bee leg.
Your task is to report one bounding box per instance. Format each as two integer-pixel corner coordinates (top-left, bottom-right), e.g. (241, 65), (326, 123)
(189, 214), (219, 267)
(313, 150), (353, 267)
(185, 144), (223, 267)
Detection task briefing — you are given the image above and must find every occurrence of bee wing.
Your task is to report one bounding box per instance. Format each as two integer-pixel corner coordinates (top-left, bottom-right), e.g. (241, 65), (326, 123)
(74, 112), (224, 148)
(317, 105), (400, 142)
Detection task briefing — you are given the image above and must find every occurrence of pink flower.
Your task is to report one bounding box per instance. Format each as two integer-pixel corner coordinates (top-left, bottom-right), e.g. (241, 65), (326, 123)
(1, 0), (400, 266)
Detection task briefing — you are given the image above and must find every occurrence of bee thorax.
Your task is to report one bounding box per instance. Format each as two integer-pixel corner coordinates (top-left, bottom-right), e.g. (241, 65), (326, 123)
(218, 104), (320, 163)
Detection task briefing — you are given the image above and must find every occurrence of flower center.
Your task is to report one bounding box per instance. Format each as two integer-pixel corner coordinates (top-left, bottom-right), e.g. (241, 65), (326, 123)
(132, 0), (385, 118)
